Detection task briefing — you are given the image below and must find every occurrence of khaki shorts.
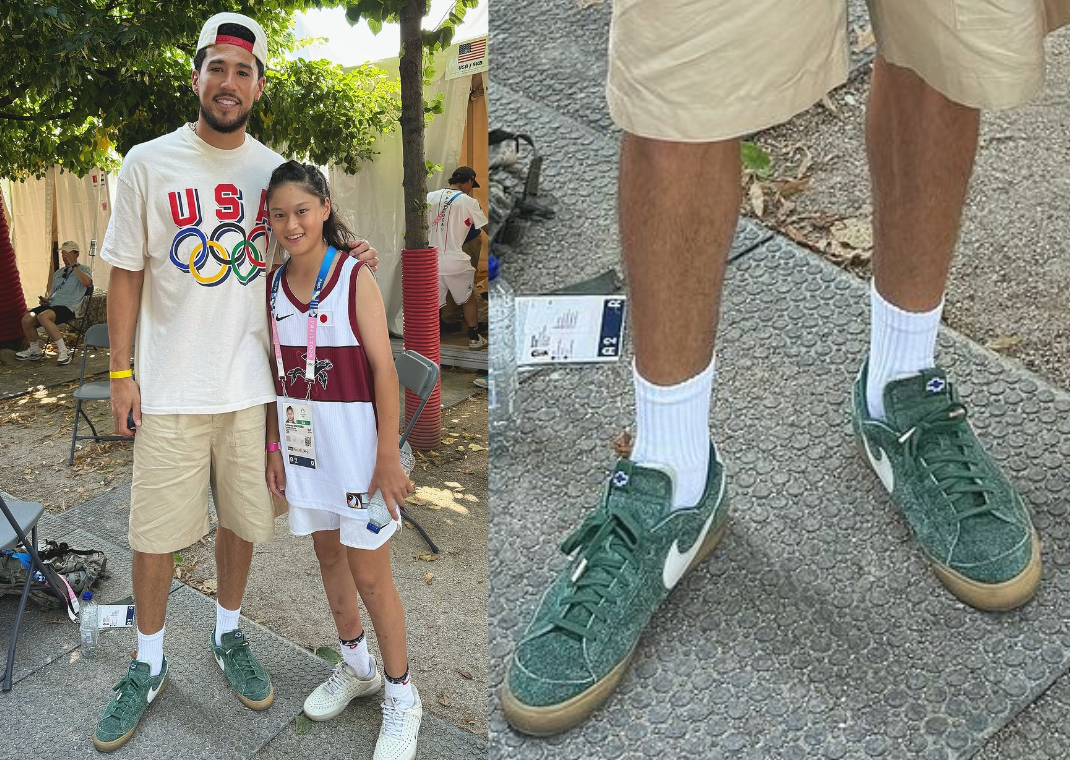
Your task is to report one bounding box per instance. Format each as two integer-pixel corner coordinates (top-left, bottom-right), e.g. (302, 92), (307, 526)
(608, 0), (1070, 142)
(129, 404), (279, 553)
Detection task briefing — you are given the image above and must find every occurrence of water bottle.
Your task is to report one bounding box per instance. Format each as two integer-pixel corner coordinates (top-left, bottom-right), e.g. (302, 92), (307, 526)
(488, 255), (518, 448)
(367, 443), (415, 533)
(79, 591), (98, 656)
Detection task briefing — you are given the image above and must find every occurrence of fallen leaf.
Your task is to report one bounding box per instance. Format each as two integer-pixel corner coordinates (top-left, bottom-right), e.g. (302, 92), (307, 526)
(295, 714), (313, 735)
(467, 444), (486, 452)
(462, 493), (478, 503)
(414, 553), (439, 562)
(455, 669), (473, 680)
(423, 571), (434, 585)
(437, 692), (450, 706)
(200, 577), (217, 594)
(444, 481), (463, 489)
(748, 181), (765, 218)
(829, 218), (872, 250)
(986, 335), (1022, 352)
(442, 438), (456, 445)
(316, 646), (342, 664)
(611, 430), (633, 458)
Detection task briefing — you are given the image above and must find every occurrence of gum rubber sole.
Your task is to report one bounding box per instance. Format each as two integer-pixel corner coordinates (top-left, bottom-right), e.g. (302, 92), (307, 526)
(237, 682), (274, 711)
(856, 436), (1042, 612)
(502, 514), (730, 736)
(92, 676), (169, 753)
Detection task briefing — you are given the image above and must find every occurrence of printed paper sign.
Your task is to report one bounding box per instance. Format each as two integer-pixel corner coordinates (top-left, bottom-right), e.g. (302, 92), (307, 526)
(447, 36), (488, 79)
(516, 295), (627, 365)
(98, 604), (136, 628)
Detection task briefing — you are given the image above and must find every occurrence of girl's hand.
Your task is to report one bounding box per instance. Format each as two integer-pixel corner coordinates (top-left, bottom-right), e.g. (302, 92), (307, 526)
(266, 451), (287, 499)
(367, 455), (414, 521)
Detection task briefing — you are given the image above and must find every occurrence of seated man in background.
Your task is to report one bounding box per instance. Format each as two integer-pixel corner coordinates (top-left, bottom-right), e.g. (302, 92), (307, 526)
(16, 240), (92, 366)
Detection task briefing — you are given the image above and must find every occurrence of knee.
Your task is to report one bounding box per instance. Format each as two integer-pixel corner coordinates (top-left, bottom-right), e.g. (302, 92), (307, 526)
(21, 312), (35, 327)
(311, 532), (345, 565)
(353, 569), (394, 600)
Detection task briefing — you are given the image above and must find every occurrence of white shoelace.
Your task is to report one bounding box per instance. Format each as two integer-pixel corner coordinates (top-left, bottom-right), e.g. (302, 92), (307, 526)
(380, 697), (408, 737)
(323, 662), (352, 695)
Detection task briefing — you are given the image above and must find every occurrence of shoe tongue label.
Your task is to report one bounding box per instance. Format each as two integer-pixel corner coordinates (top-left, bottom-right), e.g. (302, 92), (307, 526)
(925, 376), (947, 394)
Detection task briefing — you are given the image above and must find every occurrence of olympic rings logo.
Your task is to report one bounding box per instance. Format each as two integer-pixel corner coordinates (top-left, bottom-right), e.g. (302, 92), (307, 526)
(169, 222), (268, 287)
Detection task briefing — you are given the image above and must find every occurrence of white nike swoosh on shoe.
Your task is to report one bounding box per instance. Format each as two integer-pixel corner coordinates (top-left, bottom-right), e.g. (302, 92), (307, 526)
(662, 508), (719, 591)
(147, 679), (164, 702)
(215, 653), (225, 671)
(862, 434), (895, 492)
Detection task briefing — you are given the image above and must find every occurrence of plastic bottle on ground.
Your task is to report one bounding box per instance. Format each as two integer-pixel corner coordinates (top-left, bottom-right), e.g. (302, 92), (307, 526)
(488, 255), (518, 451)
(79, 591), (98, 657)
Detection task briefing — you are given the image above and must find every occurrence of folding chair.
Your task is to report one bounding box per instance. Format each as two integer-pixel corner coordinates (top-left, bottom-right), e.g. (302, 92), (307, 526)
(0, 492), (75, 691)
(69, 323), (128, 465)
(396, 350), (441, 554)
(67, 283), (95, 353)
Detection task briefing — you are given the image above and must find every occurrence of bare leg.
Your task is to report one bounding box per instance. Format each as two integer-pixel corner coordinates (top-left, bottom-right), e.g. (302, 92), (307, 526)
(312, 530), (366, 640)
(867, 56), (980, 309)
(132, 551), (173, 635)
(461, 294), (479, 329)
(21, 312), (39, 344)
(348, 544), (408, 679)
(36, 311), (62, 343)
(620, 135), (741, 385)
(215, 526), (254, 611)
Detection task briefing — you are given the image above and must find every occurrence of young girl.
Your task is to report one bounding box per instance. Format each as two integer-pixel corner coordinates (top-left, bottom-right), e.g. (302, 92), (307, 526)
(263, 161), (421, 759)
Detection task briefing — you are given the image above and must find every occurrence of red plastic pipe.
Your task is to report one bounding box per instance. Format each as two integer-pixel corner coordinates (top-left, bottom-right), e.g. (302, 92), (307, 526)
(400, 247), (442, 450)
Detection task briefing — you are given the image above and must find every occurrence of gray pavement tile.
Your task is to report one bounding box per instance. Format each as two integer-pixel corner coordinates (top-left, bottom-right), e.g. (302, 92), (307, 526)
(0, 584), (324, 759)
(0, 525), (134, 686)
(489, 236), (1070, 759)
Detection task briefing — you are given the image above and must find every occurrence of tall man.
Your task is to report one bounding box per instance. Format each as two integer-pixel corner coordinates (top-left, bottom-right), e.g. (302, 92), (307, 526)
(16, 240), (92, 365)
(503, 1), (1069, 736)
(95, 14), (376, 752)
(427, 166), (489, 349)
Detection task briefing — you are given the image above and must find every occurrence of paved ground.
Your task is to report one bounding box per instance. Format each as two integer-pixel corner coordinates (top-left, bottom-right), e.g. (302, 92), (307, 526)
(490, 2), (1070, 758)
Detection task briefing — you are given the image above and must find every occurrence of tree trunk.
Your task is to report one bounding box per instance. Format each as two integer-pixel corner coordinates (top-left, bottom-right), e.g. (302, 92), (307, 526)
(399, 0), (428, 251)
(0, 185), (28, 343)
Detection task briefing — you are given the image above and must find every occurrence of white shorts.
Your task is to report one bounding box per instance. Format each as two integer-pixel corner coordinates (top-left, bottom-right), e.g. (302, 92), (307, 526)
(288, 503), (400, 550)
(439, 267), (476, 308)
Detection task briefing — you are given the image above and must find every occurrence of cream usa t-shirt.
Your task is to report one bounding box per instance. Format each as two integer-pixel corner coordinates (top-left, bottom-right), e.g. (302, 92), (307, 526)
(426, 188), (488, 274)
(100, 126), (284, 414)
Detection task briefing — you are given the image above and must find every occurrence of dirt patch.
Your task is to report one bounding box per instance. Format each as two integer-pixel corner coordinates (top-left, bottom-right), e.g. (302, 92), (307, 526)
(0, 374), (133, 512)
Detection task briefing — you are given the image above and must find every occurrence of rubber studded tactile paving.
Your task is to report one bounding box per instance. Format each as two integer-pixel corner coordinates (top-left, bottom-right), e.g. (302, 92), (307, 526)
(0, 584), (325, 759)
(489, 237), (1070, 759)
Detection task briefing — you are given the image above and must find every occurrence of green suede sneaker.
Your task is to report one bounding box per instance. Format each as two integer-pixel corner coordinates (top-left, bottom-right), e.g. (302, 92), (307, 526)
(211, 628), (274, 710)
(93, 658), (169, 752)
(501, 445), (729, 736)
(853, 360), (1041, 611)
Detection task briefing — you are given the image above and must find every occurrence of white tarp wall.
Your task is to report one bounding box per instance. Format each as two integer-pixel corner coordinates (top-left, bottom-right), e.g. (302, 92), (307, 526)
(3, 168), (114, 304)
(329, 42), (484, 335)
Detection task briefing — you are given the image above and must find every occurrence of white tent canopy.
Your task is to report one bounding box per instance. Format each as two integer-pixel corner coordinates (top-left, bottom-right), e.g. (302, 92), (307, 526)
(4, 40), (486, 335)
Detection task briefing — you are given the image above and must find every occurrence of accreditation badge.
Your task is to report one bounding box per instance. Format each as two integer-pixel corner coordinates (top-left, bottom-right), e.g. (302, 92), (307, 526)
(283, 403), (318, 469)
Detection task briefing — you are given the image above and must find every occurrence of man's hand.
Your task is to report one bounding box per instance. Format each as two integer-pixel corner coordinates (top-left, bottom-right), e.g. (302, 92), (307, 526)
(344, 239), (379, 273)
(111, 377), (141, 437)
(38, 295), (49, 306)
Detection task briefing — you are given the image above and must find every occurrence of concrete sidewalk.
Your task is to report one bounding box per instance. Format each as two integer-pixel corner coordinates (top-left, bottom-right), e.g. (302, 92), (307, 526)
(0, 491), (486, 759)
(488, 11), (1070, 756)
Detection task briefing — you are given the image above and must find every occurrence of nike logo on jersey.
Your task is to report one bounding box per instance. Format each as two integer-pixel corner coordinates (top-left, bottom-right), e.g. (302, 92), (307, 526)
(275, 313), (292, 321)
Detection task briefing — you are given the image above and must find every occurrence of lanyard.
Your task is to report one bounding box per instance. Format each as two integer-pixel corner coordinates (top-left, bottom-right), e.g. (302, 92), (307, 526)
(270, 246), (338, 396)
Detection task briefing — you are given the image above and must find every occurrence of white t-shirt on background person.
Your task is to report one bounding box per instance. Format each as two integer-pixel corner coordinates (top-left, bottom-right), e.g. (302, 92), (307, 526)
(100, 126), (284, 415)
(426, 188), (488, 275)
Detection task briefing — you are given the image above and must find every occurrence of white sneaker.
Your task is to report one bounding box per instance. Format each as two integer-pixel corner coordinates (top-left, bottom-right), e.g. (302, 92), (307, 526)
(303, 658), (383, 721)
(56, 347), (71, 365)
(14, 348), (43, 361)
(373, 687), (422, 760)
(468, 334), (488, 349)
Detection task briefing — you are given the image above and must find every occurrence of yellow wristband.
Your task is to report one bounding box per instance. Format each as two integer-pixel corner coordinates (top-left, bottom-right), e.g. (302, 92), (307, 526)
(109, 369), (133, 379)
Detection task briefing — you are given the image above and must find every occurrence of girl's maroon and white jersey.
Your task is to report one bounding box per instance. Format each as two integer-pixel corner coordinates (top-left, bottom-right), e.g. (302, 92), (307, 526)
(268, 256), (379, 519)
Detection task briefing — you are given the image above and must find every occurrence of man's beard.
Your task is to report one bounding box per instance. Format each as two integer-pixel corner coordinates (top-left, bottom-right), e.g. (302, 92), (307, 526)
(199, 99), (252, 134)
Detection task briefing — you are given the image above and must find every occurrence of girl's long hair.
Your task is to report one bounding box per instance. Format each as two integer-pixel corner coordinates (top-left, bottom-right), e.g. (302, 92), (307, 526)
(266, 161), (355, 252)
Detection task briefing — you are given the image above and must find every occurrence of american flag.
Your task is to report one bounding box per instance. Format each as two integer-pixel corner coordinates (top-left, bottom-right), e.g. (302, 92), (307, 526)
(458, 38), (486, 63)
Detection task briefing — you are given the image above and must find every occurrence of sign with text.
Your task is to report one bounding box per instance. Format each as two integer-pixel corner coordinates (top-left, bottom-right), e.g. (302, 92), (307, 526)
(447, 36), (488, 79)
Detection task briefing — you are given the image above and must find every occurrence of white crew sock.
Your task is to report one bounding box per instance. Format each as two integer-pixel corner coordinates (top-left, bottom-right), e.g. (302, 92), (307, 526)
(137, 627), (165, 676)
(866, 281), (944, 421)
(28, 341), (40, 353)
(384, 667), (416, 708)
(56, 338), (67, 352)
(339, 631), (373, 678)
(630, 355), (716, 510)
(215, 602), (240, 646)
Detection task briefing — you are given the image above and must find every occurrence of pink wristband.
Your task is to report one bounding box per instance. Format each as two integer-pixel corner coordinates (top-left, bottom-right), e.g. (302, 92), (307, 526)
(266, 442), (281, 452)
